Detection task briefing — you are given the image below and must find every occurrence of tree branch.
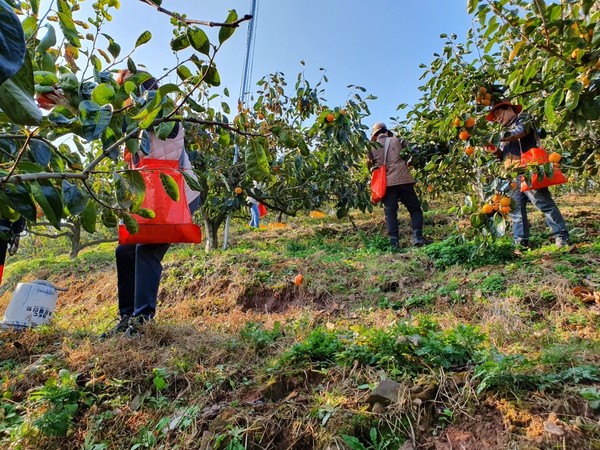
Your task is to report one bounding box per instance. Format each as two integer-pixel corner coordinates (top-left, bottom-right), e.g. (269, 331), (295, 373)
(138, 0), (252, 27)
(1, 131), (35, 187)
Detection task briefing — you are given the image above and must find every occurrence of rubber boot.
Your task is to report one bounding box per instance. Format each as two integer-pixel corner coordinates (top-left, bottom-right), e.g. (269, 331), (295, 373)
(413, 229), (426, 246)
(390, 237), (399, 250)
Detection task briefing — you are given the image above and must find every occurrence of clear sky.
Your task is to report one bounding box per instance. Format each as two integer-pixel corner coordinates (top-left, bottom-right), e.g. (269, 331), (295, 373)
(64, 1), (475, 125)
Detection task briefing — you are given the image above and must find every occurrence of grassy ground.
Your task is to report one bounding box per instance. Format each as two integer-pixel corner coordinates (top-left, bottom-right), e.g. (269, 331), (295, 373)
(1, 193), (599, 449)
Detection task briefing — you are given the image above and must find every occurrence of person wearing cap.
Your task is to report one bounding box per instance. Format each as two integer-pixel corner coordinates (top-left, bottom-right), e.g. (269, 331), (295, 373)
(486, 101), (569, 248)
(367, 122), (428, 248)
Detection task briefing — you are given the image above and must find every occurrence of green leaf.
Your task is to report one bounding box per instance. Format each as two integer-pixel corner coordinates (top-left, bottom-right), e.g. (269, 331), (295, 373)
(0, 190), (20, 221)
(79, 100), (113, 141)
(135, 30), (152, 47)
(132, 84), (179, 129)
(544, 89), (563, 124)
(564, 89), (579, 111)
(33, 70), (59, 86)
(102, 33), (121, 59)
(91, 83), (115, 105)
(62, 180), (88, 216)
(80, 199), (97, 233)
(155, 121), (175, 140)
(160, 172), (180, 201)
(31, 0), (40, 15)
(57, 0), (81, 48)
(28, 140), (52, 166)
(244, 138), (270, 182)
(36, 24), (57, 54)
(492, 213), (506, 237)
(170, 34), (190, 52)
(341, 435), (367, 450)
(0, 52), (42, 126)
(181, 170), (203, 192)
(582, 0), (594, 14)
(336, 206), (348, 219)
(122, 212), (139, 234)
(135, 207), (155, 219)
(122, 169), (146, 212)
(466, 0), (478, 14)
(204, 65), (220, 87)
(536, 164), (545, 182)
(127, 57), (137, 74)
(176, 65), (193, 81)
(544, 163), (554, 179)
(187, 27), (210, 55)
(0, 0), (26, 85)
(114, 172), (132, 209)
(218, 10), (238, 44)
(31, 181), (63, 228)
(3, 184), (36, 221)
(101, 208), (118, 228)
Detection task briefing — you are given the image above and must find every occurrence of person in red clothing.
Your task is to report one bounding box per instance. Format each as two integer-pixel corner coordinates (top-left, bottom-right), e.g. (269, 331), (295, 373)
(367, 122), (429, 248)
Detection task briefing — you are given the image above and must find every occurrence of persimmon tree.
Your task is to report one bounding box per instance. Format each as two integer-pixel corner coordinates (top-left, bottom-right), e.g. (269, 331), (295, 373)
(184, 70), (374, 249)
(399, 0), (599, 239)
(0, 0), (375, 253)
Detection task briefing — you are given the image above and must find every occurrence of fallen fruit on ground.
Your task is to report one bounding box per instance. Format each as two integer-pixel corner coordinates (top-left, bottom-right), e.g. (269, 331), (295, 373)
(294, 274), (304, 286)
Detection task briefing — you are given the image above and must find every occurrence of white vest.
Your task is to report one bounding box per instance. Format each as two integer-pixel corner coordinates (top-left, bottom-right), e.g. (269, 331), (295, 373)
(136, 127), (200, 203)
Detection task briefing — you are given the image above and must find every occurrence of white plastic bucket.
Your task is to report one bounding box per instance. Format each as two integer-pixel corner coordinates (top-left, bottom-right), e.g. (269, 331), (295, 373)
(2, 280), (62, 329)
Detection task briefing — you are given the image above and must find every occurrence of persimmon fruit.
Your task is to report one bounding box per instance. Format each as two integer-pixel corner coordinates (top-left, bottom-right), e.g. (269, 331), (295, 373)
(549, 152), (562, 163)
(459, 130), (471, 141)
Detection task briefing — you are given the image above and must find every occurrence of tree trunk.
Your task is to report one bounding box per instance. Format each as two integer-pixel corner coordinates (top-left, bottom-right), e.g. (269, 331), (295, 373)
(69, 220), (82, 259)
(203, 217), (219, 251)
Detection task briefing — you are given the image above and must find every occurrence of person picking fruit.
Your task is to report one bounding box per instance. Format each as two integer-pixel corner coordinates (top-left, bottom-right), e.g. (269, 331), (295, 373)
(486, 100), (569, 248)
(367, 122), (430, 249)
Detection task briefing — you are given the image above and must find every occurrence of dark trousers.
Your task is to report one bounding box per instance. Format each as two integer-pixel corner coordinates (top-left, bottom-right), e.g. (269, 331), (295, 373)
(115, 197), (200, 319)
(382, 184), (423, 239)
(116, 242), (171, 319)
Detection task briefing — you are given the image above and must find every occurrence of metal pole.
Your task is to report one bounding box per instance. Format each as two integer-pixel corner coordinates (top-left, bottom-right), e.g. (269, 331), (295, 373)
(223, 0), (259, 249)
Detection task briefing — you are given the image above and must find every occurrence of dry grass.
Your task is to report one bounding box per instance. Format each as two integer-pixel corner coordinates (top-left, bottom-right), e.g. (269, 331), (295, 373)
(1, 193), (600, 449)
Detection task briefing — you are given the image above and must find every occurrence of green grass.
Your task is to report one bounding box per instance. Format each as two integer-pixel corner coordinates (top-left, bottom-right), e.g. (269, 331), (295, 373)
(2, 194), (600, 449)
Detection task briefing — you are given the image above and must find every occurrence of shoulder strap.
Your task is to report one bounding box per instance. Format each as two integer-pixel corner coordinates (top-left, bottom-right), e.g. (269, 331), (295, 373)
(383, 138), (391, 165)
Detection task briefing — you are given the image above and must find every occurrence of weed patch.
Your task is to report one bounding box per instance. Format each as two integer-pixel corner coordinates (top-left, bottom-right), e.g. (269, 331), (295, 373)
(423, 236), (515, 268)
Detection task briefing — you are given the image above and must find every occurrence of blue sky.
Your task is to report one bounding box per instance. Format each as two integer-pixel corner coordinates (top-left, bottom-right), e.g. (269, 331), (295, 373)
(75, 1), (474, 124)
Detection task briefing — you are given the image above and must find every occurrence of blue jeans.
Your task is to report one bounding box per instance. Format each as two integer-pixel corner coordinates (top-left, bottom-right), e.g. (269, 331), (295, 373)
(249, 203), (260, 228)
(116, 197), (200, 319)
(510, 187), (568, 243)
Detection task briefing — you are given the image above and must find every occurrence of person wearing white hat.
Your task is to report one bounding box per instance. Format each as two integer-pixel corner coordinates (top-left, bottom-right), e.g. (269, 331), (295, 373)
(368, 122), (429, 248)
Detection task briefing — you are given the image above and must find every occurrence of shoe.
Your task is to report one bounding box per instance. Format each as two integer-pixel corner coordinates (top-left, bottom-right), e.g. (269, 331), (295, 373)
(390, 237), (400, 250)
(412, 229), (432, 247)
(125, 316), (152, 337)
(513, 239), (530, 248)
(100, 315), (131, 338)
(555, 236), (569, 248)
